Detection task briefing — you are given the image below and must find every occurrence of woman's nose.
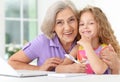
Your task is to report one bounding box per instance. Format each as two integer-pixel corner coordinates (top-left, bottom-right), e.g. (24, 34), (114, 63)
(64, 22), (71, 30)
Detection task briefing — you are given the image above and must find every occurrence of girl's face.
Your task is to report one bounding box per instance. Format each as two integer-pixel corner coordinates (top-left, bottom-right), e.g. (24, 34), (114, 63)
(79, 11), (98, 39)
(54, 7), (78, 44)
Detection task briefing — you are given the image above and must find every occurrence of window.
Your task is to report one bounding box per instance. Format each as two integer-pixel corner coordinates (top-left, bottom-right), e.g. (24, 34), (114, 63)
(5, 0), (38, 58)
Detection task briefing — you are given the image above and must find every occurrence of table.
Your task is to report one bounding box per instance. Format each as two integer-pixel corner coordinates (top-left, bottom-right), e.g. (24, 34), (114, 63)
(1, 75), (120, 82)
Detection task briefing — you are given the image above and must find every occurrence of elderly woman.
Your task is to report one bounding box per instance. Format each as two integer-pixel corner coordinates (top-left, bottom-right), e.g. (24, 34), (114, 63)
(8, 0), (81, 71)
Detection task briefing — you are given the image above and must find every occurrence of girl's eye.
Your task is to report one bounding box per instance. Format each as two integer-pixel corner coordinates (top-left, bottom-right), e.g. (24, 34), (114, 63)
(79, 23), (84, 26)
(89, 21), (95, 25)
(90, 22), (94, 24)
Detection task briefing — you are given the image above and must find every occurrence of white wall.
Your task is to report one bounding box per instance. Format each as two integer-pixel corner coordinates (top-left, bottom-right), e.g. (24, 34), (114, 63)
(0, 0), (5, 58)
(38, 0), (120, 43)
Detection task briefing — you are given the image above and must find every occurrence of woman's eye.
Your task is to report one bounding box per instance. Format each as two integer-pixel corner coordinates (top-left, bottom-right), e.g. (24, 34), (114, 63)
(70, 18), (75, 22)
(56, 21), (62, 25)
(68, 17), (76, 23)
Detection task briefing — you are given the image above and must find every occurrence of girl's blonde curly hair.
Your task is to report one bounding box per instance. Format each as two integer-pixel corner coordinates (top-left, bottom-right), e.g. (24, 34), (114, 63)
(79, 6), (120, 58)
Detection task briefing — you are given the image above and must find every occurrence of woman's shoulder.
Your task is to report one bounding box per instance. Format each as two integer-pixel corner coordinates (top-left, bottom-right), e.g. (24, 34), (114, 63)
(37, 34), (49, 40)
(24, 34), (50, 47)
(34, 34), (50, 42)
(28, 34), (59, 47)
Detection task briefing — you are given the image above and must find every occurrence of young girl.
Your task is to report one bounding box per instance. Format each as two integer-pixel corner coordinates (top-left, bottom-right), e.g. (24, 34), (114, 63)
(55, 6), (120, 74)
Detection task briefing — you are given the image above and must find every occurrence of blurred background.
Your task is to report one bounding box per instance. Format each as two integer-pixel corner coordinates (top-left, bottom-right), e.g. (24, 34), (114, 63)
(0, 0), (120, 60)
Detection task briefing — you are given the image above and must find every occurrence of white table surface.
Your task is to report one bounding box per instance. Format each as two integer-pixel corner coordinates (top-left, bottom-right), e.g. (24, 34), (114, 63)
(1, 74), (120, 82)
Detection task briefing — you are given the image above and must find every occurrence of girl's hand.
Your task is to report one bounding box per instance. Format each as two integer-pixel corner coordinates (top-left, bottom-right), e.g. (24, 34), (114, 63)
(39, 57), (63, 71)
(77, 34), (92, 47)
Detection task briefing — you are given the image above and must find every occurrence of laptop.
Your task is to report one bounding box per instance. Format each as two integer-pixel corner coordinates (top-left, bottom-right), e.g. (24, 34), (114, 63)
(0, 57), (48, 77)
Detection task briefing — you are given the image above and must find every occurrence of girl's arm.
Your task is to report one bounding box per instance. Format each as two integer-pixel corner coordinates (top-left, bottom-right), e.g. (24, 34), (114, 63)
(77, 35), (108, 74)
(55, 45), (86, 73)
(83, 43), (108, 74)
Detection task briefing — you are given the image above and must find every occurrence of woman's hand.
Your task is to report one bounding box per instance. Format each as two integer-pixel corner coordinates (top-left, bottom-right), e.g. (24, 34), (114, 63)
(55, 62), (86, 73)
(100, 44), (120, 74)
(68, 63), (86, 73)
(39, 57), (63, 71)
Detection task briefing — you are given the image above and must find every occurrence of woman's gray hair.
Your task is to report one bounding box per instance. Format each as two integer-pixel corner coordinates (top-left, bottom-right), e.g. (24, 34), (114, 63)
(41, 0), (79, 39)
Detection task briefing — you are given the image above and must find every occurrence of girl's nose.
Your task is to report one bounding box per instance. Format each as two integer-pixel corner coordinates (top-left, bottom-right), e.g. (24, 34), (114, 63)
(83, 24), (88, 29)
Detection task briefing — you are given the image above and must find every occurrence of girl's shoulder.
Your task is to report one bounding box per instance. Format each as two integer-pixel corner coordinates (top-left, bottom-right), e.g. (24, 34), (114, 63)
(100, 43), (108, 50)
(78, 45), (84, 50)
(97, 43), (108, 54)
(100, 43), (108, 48)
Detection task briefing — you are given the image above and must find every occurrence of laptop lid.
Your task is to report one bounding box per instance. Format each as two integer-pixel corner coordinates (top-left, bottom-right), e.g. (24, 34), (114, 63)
(0, 57), (47, 77)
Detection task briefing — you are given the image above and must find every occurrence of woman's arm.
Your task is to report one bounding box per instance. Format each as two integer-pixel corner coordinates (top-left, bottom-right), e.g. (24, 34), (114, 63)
(8, 50), (63, 71)
(100, 45), (120, 74)
(8, 50), (40, 70)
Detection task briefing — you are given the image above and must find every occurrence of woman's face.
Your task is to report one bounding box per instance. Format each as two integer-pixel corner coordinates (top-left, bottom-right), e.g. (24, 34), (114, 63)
(79, 11), (98, 39)
(54, 7), (78, 44)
